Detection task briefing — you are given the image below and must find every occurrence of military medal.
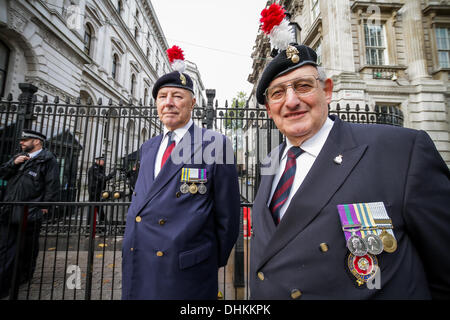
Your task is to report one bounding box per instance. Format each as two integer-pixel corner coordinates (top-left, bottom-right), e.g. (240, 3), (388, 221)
(353, 203), (384, 255)
(379, 229), (397, 253)
(180, 183), (189, 194)
(370, 202), (397, 253)
(189, 183), (198, 194)
(180, 167), (207, 195)
(338, 204), (368, 256)
(198, 183), (207, 194)
(347, 253), (379, 286)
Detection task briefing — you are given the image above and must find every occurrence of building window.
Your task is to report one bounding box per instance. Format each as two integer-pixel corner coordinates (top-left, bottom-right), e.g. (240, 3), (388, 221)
(436, 27), (450, 68)
(112, 54), (119, 80)
(84, 24), (93, 56)
(117, 0), (122, 14)
(135, 9), (139, 20)
(311, 0), (320, 21)
(144, 88), (149, 105)
(134, 27), (139, 41)
(131, 74), (136, 96)
(146, 47), (150, 59)
(0, 39), (10, 98)
(364, 23), (387, 66)
(314, 40), (322, 66)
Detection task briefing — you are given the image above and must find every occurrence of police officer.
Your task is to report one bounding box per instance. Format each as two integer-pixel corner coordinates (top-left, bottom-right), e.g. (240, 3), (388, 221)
(0, 129), (60, 298)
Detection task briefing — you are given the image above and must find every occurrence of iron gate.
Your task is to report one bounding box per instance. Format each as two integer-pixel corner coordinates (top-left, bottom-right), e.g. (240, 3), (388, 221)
(0, 83), (403, 300)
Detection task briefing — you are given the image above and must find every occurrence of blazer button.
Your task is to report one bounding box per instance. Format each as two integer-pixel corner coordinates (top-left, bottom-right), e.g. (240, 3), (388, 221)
(290, 289), (302, 299)
(130, 247), (134, 252)
(135, 216), (142, 222)
(319, 243), (329, 252)
(156, 251), (164, 257)
(257, 272), (264, 281)
(176, 192), (181, 198)
(133, 192), (137, 196)
(158, 219), (166, 225)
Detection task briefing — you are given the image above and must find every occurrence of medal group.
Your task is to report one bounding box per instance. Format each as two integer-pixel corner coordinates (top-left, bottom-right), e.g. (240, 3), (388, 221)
(337, 202), (397, 286)
(180, 168), (207, 195)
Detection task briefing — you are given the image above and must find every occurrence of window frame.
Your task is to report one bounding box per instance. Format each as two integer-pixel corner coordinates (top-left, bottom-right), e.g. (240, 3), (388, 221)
(84, 23), (93, 56)
(435, 27), (450, 69)
(0, 39), (10, 99)
(364, 22), (389, 66)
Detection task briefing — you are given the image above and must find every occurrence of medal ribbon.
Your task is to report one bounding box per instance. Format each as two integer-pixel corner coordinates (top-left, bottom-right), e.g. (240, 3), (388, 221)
(353, 203), (378, 238)
(181, 168), (207, 182)
(368, 202), (396, 239)
(337, 204), (363, 241)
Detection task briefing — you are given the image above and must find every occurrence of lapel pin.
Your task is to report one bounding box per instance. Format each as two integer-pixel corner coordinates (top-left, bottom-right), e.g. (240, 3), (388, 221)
(334, 154), (343, 165)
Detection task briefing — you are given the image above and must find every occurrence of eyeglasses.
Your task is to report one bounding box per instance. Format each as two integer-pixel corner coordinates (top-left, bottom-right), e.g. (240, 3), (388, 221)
(264, 75), (321, 103)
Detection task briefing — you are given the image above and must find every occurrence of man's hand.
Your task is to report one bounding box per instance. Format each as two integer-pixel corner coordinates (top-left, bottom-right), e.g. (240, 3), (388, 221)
(41, 209), (48, 214)
(14, 155), (30, 165)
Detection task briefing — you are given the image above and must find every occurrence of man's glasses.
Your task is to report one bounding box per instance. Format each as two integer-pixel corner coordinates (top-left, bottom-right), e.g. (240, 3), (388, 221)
(264, 75), (321, 103)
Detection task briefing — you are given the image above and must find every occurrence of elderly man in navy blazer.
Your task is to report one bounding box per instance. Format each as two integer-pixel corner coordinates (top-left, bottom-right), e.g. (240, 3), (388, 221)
(121, 70), (240, 300)
(249, 43), (450, 300)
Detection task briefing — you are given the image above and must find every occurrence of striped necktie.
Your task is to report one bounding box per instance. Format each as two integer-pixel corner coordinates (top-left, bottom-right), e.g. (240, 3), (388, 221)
(161, 131), (175, 168)
(269, 146), (304, 225)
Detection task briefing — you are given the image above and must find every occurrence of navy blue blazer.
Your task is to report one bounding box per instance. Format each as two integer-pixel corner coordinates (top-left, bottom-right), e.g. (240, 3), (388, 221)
(250, 115), (450, 299)
(122, 123), (240, 300)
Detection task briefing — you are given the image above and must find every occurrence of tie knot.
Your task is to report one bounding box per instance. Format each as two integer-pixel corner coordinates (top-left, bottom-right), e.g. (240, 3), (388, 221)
(287, 146), (303, 159)
(166, 131), (174, 143)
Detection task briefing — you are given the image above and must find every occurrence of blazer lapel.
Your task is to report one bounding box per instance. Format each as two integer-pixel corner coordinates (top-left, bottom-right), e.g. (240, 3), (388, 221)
(255, 142), (286, 237)
(140, 135), (161, 186)
(258, 117), (368, 269)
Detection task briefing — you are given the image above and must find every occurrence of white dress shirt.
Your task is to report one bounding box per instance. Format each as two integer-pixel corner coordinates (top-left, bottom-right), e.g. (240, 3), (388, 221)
(268, 117), (334, 221)
(154, 119), (193, 177)
(29, 148), (43, 158)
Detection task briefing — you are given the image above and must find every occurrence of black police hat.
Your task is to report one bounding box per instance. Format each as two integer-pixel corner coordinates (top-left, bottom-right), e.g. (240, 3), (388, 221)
(256, 44), (318, 105)
(95, 155), (105, 161)
(152, 71), (194, 99)
(20, 129), (46, 141)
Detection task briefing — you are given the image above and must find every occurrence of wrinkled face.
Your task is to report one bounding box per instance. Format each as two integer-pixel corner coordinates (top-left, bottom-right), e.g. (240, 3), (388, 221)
(156, 87), (196, 131)
(19, 138), (40, 153)
(265, 65), (333, 145)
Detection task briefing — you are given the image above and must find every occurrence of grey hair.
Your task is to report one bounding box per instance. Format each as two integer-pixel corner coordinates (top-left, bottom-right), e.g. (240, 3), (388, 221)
(317, 66), (327, 82)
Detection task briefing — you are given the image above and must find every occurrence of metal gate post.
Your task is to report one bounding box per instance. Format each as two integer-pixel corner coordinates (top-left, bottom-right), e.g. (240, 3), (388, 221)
(205, 89), (215, 129)
(16, 83), (38, 136)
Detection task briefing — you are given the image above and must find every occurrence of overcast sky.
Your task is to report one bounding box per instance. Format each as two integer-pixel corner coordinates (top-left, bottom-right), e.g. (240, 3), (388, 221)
(151, 0), (268, 106)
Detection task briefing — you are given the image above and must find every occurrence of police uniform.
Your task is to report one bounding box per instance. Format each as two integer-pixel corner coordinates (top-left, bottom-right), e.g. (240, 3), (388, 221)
(122, 71), (240, 300)
(0, 130), (60, 298)
(249, 44), (450, 300)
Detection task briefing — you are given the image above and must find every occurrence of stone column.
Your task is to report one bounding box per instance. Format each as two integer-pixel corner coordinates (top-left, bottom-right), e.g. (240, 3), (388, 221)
(402, 0), (428, 80)
(321, 0), (355, 76)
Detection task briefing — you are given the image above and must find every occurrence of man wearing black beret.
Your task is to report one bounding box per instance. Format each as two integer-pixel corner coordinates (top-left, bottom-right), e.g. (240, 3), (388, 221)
(249, 43), (450, 299)
(122, 47), (240, 300)
(0, 129), (60, 298)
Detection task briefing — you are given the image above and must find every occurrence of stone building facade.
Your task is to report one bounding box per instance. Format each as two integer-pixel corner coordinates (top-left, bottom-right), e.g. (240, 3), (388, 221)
(0, 0), (205, 105)
(248, 0), (450, 165)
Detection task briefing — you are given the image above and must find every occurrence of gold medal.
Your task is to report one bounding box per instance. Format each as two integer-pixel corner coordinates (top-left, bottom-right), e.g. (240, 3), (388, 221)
(380, 230), (397, 253)
(189, 183), (198, 194)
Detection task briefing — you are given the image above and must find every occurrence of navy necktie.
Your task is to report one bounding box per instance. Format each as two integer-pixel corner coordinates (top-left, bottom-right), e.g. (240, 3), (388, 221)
(269, 146), (304, 225)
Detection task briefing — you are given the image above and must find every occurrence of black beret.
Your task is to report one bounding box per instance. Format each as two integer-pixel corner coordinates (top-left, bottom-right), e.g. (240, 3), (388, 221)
(20, 129), (46, 141)
(152, 71), (194, 99)
(256, 44), (318, 105)
(95, 155), (105, 160)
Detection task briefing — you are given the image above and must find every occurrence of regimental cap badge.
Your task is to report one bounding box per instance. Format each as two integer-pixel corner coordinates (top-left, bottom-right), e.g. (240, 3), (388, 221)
(180, 73), (186, 85)
(286, 45), (300, 64)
